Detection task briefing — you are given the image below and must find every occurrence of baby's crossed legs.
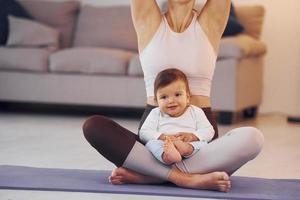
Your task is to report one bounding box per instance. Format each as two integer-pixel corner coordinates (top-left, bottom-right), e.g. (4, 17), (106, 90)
(163, 137), (194, 164)
(146, 137), (196, 165)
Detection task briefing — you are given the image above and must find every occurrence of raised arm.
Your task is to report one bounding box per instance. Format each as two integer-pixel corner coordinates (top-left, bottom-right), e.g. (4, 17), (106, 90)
(198, 0), (231, 53)
(130, 0), (161, 52)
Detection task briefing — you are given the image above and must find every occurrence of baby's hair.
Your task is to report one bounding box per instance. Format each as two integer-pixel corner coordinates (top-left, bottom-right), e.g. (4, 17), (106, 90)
(154, 68), (190, 101)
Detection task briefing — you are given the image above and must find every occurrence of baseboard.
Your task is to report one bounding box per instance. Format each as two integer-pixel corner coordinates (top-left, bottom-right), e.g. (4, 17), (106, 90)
(0, 101), (144, 119)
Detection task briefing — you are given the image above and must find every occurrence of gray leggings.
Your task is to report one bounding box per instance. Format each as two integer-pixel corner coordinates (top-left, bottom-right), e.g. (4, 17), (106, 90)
(123, 126), (264, 179)
(83, 107), (264, 180)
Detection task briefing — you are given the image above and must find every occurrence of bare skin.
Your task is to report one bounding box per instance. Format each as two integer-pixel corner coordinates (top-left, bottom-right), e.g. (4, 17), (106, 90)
(109, 167), (164, 185)
(173, 139), (194, 157)
(162, 138), (182, 164)
(109, 167), (231, 192)
(169, 167), (231, 192)
(162, 136), (195, 164)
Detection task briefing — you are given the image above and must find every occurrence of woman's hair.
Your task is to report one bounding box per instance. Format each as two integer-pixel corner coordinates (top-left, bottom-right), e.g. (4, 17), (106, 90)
(154, 68), (190, 101)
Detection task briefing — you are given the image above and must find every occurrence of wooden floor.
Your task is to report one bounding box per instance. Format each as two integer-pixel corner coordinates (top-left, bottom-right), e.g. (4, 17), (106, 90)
(0, 110), (299, 200)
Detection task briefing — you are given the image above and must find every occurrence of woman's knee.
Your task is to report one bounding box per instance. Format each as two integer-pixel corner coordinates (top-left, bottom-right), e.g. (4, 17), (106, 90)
(82, 115), (113, 141)
(238, 127), (264, 158)
(245, 127), (264, 148)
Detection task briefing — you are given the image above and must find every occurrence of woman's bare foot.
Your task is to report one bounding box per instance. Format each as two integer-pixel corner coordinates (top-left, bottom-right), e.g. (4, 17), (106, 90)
(108, 167), (164, 185)
(162, 139), (182, 164)
(169, 167), (231, 192)
(173, 140), (194, 157)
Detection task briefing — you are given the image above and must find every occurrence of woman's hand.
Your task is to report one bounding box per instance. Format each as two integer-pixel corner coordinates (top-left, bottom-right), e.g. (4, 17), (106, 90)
(175, 132), (199, 142)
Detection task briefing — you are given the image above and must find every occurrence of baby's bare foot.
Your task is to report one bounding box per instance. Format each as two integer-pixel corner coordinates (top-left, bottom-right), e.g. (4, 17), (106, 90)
(170, 168), (231, 192)
(173, 140), (193, 157)
(108, 167), (163, 185)
(163, 139), (182, 164)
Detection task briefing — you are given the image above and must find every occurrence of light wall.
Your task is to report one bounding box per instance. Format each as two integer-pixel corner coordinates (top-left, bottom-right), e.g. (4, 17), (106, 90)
(231, 0), (300, 116)
(82, 0), (300, 115)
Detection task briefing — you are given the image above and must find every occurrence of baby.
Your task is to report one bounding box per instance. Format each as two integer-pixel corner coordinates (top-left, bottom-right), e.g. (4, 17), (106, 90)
(139, 68), (215, 164)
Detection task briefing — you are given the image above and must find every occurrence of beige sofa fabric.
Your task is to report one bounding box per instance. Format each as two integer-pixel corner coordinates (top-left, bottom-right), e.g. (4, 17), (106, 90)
(0, 48), (50, 72)
(18, 0), (80, 48)
(128, 55), (143, 76)
(211, 57), (263, 111)
(220, 34), (267, 58)
(194, 4), (265, 40)
(7, 16), (60, 49)
(235, 6), (265, 39)
(73, 5), (138, 51)
(49, 47), (135, 75)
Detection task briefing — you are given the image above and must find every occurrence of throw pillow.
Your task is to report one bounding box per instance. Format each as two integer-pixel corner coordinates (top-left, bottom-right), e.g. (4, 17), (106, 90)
(222, 3), (245, 37)
(18, 0), (80, 48)
(0, 0), (32, 45)
(6, 15), (60, 49)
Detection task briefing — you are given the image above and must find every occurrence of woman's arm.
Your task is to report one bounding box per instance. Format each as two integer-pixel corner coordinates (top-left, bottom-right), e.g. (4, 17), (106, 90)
(130, 0), (161, 52)
(198, 0), (231, 53)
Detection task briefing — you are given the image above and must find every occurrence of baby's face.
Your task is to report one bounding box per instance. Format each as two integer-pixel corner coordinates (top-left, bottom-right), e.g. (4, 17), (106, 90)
(156, 80), (190, 117)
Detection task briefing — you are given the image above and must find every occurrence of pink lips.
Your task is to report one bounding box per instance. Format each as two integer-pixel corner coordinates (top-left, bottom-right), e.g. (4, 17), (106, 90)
(167, 105), (178, 110)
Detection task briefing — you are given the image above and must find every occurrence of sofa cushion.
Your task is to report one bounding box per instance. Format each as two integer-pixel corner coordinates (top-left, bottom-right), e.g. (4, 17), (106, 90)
(0, 0), (32, 45)
(18, 0), (80, 48)
(235, 6), (265, 39)
(218, 34), (267, 59)
(223, 3), (245, 37)
(49, 47), (135, 75)
(6, 16), (59, 49)
(0, 47), (50, 72)
(73, 5), (138, 51)
(192, 4), (264, 39)
(128, 55), (143, 76)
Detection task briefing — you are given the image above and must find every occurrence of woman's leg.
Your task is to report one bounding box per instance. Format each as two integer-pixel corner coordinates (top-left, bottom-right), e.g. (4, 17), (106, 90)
(83, 115), (138, 167)
(202, 107), (218, 140)
(116, 140), (231, 191)
(82, 114), (231, 191)
(82, 115), (170, 179)
(175, 127), (264, 175)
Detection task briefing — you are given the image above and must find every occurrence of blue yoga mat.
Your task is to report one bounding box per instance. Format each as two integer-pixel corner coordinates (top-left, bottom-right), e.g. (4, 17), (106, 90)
(0, 165), (299, 200)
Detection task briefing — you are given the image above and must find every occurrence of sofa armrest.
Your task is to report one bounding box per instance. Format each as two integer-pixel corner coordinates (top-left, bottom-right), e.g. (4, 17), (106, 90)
(218, 34), (267, 59)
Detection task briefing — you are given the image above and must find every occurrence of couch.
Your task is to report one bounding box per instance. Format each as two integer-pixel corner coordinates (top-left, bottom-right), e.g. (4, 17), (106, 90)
(0, 0), (267, 124)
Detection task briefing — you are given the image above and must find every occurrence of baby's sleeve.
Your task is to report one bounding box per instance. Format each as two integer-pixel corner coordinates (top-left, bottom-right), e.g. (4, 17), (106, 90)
(192, 106), (215, 142)
(139, 108), (163, 143)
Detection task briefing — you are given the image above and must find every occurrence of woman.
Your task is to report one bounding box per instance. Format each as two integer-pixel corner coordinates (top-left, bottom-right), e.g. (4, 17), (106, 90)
(82, 0), (264, 192)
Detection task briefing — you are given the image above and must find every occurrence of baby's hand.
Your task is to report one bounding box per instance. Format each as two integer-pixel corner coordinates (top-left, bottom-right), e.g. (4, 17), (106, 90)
(166, 135), (179, 141)
(175, 132), (199, 142)
(158, 134), (178, 141)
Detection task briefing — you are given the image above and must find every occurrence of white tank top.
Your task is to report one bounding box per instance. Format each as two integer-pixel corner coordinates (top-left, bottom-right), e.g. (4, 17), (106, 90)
(139, 12), (217, 97)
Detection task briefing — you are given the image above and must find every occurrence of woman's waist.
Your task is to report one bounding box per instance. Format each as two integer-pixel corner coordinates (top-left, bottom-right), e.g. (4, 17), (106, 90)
(147, 95), (211, 108)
